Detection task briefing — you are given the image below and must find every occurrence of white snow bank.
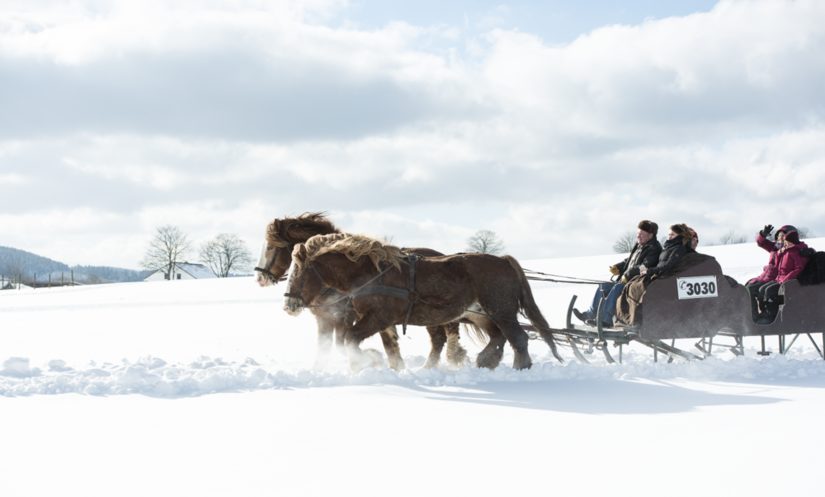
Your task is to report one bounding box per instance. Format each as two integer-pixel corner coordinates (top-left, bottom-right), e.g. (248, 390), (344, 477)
(3, 353), (824, 397)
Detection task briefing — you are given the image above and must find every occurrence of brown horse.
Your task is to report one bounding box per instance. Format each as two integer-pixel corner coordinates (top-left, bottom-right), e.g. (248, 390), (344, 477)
(284, 233), (563, 371)
(255, 213), (467, 370)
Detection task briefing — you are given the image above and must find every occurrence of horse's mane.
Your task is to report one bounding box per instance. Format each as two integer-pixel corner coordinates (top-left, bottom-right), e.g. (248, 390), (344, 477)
(266, 212), (339, 247)
(296, 233), (404, 272)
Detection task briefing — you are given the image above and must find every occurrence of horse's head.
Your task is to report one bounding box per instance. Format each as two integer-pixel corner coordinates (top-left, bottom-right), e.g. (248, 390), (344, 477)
(283, 243), (326, 316)
(255, 214), (339, 287)
(255, 220), (293, 287)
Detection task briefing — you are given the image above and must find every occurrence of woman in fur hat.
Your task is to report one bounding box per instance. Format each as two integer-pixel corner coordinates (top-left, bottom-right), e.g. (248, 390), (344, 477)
(640, 223), (692, 278)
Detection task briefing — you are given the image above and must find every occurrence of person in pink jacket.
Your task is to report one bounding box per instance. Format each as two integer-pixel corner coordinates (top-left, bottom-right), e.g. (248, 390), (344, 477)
(748, 225), (782, 284)
(775, 227), (810, 282)
(754, 225), (810, 323)
(745, 225), (783, 319)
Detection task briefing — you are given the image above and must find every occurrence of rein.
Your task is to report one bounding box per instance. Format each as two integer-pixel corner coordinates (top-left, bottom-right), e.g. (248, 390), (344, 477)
(523, 268), (610, 285)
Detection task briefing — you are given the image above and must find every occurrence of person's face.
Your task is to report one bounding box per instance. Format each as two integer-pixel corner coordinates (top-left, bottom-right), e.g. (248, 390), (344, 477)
(667, 230), (678, 240)
(637, 229), (653, 245)
(691, 236), (698, 250)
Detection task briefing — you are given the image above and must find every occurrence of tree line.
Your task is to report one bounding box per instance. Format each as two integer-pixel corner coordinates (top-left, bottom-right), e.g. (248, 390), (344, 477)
(142, 226), (507, 279)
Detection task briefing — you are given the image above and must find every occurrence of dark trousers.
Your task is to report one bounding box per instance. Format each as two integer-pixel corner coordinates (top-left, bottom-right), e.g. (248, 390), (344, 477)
(746, 281), (781, 318)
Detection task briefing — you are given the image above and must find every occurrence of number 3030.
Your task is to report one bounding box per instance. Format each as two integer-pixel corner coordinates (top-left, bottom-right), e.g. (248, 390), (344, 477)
(685, 281), (715, 295)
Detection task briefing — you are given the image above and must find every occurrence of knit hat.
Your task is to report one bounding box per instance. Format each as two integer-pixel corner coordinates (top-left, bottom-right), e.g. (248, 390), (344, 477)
(776, 225), (800, 244)
(638, 220), (658, 236)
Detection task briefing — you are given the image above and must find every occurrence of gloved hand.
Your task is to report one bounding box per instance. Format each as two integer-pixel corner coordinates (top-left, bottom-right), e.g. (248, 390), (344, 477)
(760, 224), (774, 238)
(609, 265), (620, 276)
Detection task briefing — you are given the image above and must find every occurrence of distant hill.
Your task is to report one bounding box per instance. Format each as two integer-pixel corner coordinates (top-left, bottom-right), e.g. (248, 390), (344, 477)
(0, 246), (150, 285)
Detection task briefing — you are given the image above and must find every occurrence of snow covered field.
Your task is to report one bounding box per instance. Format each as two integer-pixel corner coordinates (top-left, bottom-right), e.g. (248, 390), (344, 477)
(3, 241), (825, 497)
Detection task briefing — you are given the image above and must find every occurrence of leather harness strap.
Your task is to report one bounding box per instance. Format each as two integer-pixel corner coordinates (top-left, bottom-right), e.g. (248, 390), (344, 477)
(349, 254), (419, 335)
(402, 254), (419, 335)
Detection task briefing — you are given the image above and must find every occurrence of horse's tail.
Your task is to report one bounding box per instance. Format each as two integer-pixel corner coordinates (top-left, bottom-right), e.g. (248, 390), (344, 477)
(504, 255), (564, 363)
(460, 321), (489, 345)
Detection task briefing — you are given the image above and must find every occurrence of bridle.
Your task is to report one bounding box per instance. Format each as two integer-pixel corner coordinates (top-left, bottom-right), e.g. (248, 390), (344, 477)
(283, 261), (324, 308)
(254, 260), (283, 283)
(255, 241), (291, 283)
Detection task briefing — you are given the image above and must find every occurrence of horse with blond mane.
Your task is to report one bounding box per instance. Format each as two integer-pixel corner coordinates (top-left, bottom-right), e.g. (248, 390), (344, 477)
(255, 213), (467, 369)
(284, 233), (563, 370)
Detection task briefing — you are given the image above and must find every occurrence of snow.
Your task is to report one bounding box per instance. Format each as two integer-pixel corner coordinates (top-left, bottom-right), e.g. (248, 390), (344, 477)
(2, 240), (825, 496)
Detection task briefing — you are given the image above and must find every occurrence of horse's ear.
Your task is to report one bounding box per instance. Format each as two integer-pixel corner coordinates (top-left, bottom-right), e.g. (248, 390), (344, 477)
(266, 219), (279, 240)
(292, 243), (308, 263)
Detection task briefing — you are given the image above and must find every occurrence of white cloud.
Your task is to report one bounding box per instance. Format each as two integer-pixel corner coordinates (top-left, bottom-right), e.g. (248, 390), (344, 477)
(1, 0), (825, 265)
(0, 173), (27, 185)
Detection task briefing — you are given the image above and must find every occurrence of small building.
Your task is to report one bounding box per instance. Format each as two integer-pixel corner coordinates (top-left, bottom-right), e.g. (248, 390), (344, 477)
(144, 262), (217, 281)
(1, 277), (32, 290)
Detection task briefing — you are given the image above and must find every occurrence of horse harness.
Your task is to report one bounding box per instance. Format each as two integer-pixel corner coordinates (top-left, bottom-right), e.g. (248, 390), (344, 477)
(289, 254), (421, 335)
(350, 254), (420, 335)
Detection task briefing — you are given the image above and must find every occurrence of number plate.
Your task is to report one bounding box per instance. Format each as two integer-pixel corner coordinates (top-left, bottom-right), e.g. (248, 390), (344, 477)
(677, 276), (718, 300)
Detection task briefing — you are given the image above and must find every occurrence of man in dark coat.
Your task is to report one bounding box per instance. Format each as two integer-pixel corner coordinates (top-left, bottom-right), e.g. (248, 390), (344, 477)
(573, 220), (662, 327)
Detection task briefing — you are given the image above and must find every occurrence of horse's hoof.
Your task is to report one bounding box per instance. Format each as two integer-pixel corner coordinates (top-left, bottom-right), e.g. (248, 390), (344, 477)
(513, 351), (533, 370)
(513, 359), (533, 370)
(475, 355), (497, 370)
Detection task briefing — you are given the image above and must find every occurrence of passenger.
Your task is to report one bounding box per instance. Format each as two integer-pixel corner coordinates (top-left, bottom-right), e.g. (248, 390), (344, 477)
(573, 220), (662, 328)
(745, 225), (782, 319)
(640, 224), (692, 279)
(755, 225), (810, 323)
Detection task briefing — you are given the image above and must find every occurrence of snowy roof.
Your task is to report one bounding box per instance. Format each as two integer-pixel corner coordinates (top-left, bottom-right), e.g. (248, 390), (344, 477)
(144, 262), (217, 280)
(176, 262), (217, 279)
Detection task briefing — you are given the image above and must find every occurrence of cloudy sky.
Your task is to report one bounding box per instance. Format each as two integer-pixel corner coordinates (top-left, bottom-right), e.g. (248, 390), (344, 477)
(2, 0), (824, 269)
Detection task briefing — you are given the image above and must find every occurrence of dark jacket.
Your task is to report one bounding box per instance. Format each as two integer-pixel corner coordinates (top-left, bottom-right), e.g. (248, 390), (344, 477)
(616, 239), (662, 280)
(648, 237), (688, 278)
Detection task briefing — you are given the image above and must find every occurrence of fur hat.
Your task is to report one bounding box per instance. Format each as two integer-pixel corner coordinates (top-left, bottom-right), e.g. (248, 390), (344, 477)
(687, 227), (698, 240)
(670, 223), (692, 245)
(777, 225), (800, 244)
(638, 220), (658, 236)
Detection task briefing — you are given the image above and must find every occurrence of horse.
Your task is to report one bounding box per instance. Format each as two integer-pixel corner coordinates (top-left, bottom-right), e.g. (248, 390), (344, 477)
(255, 213), (468, 370)
(284, 233), (564, 371)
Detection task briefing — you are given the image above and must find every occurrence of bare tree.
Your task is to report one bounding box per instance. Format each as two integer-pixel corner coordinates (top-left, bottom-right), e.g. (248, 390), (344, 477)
(719, 230), (747, 245)
(200, 233), (254, 277)
(466, 229), (505, 255)
(798, 226), (813, 239)
(141, 225), (192, 279)
(613, 232), (636, 253)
